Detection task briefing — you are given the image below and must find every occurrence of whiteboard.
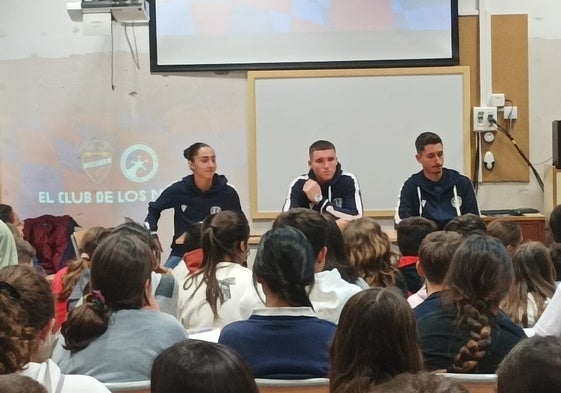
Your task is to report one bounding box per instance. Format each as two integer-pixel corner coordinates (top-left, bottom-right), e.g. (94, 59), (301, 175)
(248, 67), (470, 219)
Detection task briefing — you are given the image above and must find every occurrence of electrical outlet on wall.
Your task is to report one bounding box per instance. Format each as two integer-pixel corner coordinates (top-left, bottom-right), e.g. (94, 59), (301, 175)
(473, 107), (498, 131)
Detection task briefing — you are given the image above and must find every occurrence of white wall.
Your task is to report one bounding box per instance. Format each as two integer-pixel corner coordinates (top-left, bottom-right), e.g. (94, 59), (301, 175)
(1, 0), (560, 255)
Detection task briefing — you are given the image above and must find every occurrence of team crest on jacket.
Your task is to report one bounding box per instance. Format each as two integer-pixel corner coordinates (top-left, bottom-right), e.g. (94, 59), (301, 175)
(451, 196), (463, 208)
(181, 204), (187, 212)
(332, 198), (343, 208)
(210, 206), (222, 214)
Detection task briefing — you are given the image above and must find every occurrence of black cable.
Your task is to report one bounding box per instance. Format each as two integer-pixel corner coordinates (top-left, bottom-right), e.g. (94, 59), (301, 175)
(488, 117), (544, 191)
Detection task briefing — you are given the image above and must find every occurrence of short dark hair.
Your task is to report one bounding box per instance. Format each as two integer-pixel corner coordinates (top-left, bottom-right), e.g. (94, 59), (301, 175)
(273, 208), (326, 257)
(549, 205), (561, 243)
(498, 336), (561, 393)
(418, 231), (462, 285)
(370, 372), (469, 393)
(549, 243), (561, 281)
(0, 204), (15, 224)
(0, 375), (48, 393)
(309, 140), (336, 158)
(415, 132), (442, 153)
(443, 213), (487, 236)
(396, 217), (438, 256)
(152, 340), (259, 393)
(183, 142), (211, 161)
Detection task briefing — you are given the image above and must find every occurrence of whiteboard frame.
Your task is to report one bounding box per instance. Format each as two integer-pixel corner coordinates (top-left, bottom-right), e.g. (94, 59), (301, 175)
(248, 67), (471, 220)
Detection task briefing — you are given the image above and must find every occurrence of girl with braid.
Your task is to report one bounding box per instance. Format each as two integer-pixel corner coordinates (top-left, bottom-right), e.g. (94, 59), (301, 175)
(219, 226), (336, 379)
(177, 210), (253, 331)
(416, 234), (525, 373)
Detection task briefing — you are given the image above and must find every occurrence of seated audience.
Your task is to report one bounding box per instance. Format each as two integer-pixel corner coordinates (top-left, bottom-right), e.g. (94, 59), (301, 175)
(443, 213), (487, 236)
(487, 219), (523, 254)
(219, 226), (336, 379)
(501, 241), (556, 328)
(113, 221), (180, 317)
(329, 288), (423, 393)
(51, 232), (187, 382)
(240, 208), (362, 324)
(172, 221), (204, 278)
(6, 222), (36, 266)
(178, 210), (252, 331)
(322, 214), (368, 288)
(369, 372), (469, 393)
(548, 204), (561, 245)
(151, 340), (259, 393)
(409, 231), (462, 310)
(396, 217), (437, 293)
(0, 264), (110, 392)
(416, 234), (525, 373)
(0, 203), (24, 237)
(497, 336), (561, 393)
(52, 226), (109, 331)
(343, 217), (407, 296)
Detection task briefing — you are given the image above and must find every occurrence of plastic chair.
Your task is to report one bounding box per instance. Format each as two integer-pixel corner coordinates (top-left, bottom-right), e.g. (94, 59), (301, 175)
(438, 373), (497, 393)
(104, 380), (150, 393)
(255, 378), (329, 393)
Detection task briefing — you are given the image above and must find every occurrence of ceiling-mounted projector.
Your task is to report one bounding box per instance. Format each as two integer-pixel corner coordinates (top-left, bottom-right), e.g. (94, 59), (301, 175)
(67, 0), (149, 24)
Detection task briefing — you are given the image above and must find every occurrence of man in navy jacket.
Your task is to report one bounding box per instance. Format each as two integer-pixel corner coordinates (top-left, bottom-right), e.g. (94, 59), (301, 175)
(395, 132), (479, 229)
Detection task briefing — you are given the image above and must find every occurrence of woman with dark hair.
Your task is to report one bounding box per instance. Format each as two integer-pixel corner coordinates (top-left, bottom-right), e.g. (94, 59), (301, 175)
(144, 142), (243, 269)
(51, 232), (187, 382)
(329, 288), (424, 393)
(416, 234), (525, 373)
(219, 226), (336, 379)
(151, 340), (259, 393)
(178, 210), (252, 331)
(501, 241), (556, 327)
(0, 264), (110, 392)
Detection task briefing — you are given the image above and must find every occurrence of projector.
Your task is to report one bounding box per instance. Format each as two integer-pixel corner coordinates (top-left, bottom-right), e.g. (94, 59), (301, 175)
(67, 0), (150, 24)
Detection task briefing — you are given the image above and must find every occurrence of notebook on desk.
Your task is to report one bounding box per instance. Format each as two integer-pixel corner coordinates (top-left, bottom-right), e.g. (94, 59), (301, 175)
(481, 208), (540, 217)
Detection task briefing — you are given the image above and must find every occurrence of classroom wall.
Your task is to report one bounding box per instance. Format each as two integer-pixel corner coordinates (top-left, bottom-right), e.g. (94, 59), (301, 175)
(1, 0), (560, 259)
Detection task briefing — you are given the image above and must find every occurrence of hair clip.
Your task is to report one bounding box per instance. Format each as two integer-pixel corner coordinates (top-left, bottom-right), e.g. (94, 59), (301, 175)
(0, 281), (21, 301)
(84, 290), (106, 307)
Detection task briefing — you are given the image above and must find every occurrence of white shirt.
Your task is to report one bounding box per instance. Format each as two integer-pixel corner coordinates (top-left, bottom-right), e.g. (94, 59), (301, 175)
(177, 261), (253, 331)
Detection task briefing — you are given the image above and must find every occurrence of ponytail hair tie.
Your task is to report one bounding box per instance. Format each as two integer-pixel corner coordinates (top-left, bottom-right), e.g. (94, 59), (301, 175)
(0, 281), (21, 301)
(84, 290), (106, 308)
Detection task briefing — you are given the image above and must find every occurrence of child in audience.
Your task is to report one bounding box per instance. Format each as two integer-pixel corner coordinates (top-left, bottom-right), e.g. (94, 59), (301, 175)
(51, 226), (109, 331)
(239, 208), (362, 324)
(219, 226), (336, 379)
(443, 213), (487, 235)
(0, 375), (48, 393)
(486, 219), (523, 254)
(172, 221), (204, 279)
(409, 231), (462, 310)
(343, 217), (407, 295)
(416, 234), (525, 373)
(501, 241), (556, 327)
(329, 288), (423, 393)
(396, 217), (437, 293)
(178, 210), (252, 331)
(497, 336), (561, 393)
(52, 232), (187, 382)
(151, 340), (259, 393)
(113, 221), (180, 317)
(0, 264), (110, 392)
(322, 214), (367, 288)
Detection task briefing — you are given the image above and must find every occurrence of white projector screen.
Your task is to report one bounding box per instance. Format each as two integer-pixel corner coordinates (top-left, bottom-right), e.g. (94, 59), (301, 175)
(149, 0), (459, 72)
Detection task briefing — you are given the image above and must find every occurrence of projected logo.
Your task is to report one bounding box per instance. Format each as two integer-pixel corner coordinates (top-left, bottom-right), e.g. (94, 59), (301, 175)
(80, 139), (114, 184)
(120, 144), (158, 183)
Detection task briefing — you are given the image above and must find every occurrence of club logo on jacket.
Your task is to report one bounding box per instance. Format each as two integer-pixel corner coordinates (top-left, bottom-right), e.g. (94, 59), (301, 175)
(451, 196), (463, 208)
(210, 206), (222, 214)
(181, 204), (187, 212)
(333, 198), (343, 208)
(421, 200), (427, 208)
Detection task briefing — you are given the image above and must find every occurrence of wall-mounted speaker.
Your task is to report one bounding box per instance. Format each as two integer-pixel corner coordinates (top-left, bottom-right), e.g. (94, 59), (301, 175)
(554, 120), (561, 169)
